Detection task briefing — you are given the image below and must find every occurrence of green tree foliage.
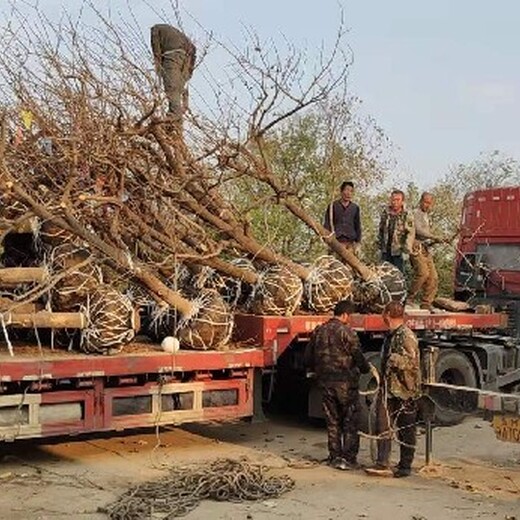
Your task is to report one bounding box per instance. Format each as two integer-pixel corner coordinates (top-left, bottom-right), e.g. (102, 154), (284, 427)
(230, 96), (393, 263)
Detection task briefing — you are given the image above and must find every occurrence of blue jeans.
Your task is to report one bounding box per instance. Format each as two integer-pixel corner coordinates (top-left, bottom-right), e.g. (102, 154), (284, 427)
(382, 252), (404, 273)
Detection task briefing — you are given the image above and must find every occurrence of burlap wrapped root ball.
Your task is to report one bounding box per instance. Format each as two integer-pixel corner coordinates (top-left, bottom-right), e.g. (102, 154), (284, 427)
(50, 243), (102, 310)
(304, 255), (354, 313)
(353, 261), (406, 313)
(82, 285), (136, 354)
(175, 289), (234, 351)
(249, 265), (303, 316)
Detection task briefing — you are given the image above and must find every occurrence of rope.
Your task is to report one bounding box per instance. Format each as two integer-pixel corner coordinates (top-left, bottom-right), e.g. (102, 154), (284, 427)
(0, 313), (14, 356)
(359, 363), (380, 397)
(100, 458), (295, 520)
(360, 387), (422, 464)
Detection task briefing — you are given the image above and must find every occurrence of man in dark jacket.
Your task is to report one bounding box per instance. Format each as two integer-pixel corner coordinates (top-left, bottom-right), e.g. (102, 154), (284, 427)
(150, 24), (196, 123)
(305, 300), (370, 470)
(324, 181), (362, 255)
(366, 301), (422, 478)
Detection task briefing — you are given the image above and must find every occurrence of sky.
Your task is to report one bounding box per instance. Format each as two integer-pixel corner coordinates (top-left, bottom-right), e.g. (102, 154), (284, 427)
(3, 0), (519, 187)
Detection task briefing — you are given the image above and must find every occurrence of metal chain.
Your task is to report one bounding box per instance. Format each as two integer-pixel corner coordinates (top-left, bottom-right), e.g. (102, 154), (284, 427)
(100, 458), (295, 520)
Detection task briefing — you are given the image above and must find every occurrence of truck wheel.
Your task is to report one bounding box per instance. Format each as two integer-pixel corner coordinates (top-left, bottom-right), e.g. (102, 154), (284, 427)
(359, 352), (381, 433)
(433, 349), (477, 426)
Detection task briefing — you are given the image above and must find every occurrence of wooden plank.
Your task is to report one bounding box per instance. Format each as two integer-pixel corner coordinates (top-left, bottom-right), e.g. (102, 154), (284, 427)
(0, 267), (47, 285)
(1, 311), (86, 329)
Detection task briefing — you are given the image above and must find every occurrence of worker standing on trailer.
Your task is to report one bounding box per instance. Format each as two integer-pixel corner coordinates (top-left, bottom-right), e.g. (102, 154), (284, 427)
(378, 189), (415, 273)
(407, 192), (447, 310)
(366, 301), (421, 478)
(323, 181), (362, 256)
(304, 300), (371, 470)
(150, 24), (196, 126)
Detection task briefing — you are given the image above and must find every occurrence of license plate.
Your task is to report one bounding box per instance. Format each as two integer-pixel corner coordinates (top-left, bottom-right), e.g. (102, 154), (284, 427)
(492, 414), (520, 443)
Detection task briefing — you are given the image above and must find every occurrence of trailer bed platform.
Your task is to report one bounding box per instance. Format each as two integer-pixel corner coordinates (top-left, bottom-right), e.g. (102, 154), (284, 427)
(0, 343), (264, 382)
(234, 311), (509, 365)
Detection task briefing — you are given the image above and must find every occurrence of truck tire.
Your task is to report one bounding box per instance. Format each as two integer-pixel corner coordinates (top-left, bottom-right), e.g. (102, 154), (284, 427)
(359, 352), (381, 433)
(433, 349), (477, 426)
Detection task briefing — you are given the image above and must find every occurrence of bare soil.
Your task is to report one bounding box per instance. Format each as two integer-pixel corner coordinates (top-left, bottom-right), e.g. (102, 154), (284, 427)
(0, 416), (519, 520)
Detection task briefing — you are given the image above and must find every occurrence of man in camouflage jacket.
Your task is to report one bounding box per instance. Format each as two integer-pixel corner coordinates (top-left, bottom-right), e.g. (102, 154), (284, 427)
(305, 300), (370, 470)
(367, 301), (421, 478)
(378, 189), (415, 273)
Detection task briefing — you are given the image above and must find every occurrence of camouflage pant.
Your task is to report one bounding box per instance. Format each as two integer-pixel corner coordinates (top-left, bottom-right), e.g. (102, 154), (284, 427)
(375, 392), (417, 469)
(409, 247), (438, 306)
(322, 383), (361, 462)
(159, 50), (193, 120)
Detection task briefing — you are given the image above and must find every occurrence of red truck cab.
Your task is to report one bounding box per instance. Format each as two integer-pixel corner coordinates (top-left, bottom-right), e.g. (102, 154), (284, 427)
(455, 186), (520, 304)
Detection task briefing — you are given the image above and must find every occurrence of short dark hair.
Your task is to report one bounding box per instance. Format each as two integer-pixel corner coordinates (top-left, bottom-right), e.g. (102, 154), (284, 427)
(420, 191), (433, 201)
(333, 299), (357, 316)
(340, 181), (354, 191)
(391, 189), (405, 199)
(383, 301), (405, 318)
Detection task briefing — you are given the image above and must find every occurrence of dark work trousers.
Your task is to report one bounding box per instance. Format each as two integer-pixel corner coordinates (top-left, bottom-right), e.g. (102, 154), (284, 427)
(375, 391), (418, 469)
(322, 382), (361, 462)
(382, 252), (404, 273)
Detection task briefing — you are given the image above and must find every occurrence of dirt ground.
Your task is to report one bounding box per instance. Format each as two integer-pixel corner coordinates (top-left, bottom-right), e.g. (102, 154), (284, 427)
(0, 415), (519, 520)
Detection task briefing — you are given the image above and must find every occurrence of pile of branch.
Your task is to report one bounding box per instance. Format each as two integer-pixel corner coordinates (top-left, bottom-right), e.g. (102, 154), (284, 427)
(0, 8), (403, 354)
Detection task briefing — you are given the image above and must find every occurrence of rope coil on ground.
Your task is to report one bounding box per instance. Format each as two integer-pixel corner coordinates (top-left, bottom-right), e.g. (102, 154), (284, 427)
(100, 458), (295, 520)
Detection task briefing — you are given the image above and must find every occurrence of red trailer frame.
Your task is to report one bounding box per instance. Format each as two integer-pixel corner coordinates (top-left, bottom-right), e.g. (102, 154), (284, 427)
(0, 310), (509, 441)
(0, 347), (263, 441)
(233, 311), (508, 365)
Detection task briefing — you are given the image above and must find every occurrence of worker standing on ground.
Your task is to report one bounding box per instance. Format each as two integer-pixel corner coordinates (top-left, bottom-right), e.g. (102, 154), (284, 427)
(304, 300), (371, 470)
(407, 192), (447, 310)
(378, 189), (415, 273)
(366, 301), (421, 478)
(150, 24), (196, 125)
(323, 181), (362, 256)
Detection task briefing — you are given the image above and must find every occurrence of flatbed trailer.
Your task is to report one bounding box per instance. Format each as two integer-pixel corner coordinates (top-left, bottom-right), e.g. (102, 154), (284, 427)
(1, 309), (518, 442)
(0, 344), (263, 441)
(234, 310), (520, 424)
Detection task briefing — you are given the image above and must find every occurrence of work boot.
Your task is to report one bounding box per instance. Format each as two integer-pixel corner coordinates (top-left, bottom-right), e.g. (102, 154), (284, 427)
(344, 458), (362, 470)
(393, 466), (412, 478)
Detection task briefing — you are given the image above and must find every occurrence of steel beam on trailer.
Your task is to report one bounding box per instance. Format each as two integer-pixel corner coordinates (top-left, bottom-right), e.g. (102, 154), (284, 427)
(0, 348), (264, 382)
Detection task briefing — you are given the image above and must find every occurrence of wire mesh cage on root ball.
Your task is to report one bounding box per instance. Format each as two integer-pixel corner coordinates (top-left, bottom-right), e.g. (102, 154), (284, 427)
(175, 289), (234, 351)
(352, 261), (406, 313)
(81, 285), (136, 354)
(303, 255), (354, 313)
(249, 264), (303, 316)
(49, 243), (103, 310)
